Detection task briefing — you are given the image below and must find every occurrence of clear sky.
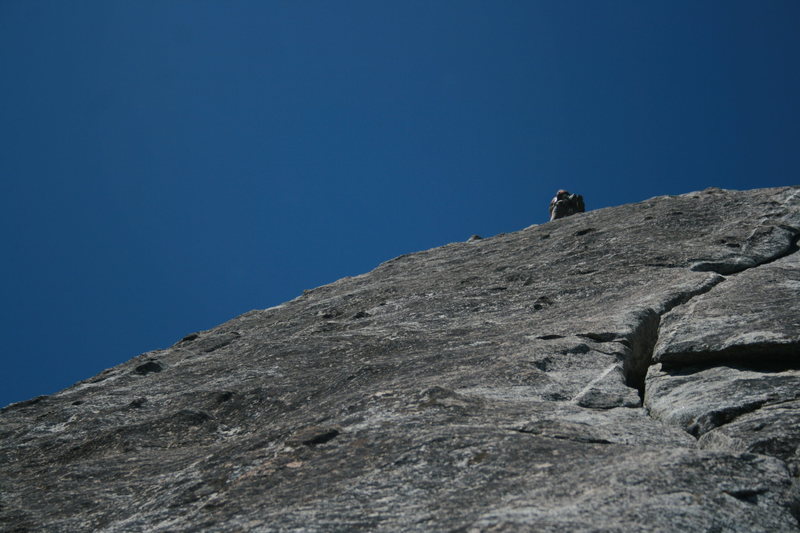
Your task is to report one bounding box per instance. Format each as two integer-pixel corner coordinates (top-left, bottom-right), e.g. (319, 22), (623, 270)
(1, 1), (798, 407)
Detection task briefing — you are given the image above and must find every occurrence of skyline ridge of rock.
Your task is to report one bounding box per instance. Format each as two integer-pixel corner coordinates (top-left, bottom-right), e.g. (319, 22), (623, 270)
(2, 185), (799, 532)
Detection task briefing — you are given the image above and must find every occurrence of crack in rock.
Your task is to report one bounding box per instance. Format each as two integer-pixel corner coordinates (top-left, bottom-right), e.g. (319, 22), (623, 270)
(690, 190), (800, 274)
(3, 186), (799, 533)
(641, 191), (800, 478)
(613, 276), (727, 402)
(655, 242), (800, 368)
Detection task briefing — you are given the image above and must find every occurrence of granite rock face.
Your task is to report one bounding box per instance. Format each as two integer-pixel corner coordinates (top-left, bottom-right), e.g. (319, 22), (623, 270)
(2, 186), (799, 532)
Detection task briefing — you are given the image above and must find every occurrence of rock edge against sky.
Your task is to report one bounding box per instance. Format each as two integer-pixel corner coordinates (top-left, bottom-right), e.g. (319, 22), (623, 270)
(2, 186), (799, 532)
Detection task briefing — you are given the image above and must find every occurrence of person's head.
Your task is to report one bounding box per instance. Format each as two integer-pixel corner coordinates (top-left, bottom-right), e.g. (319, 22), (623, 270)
(556, 190), (570, 200)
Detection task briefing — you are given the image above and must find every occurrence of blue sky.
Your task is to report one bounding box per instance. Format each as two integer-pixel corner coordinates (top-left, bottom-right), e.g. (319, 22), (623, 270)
(1, 1), (798, 407)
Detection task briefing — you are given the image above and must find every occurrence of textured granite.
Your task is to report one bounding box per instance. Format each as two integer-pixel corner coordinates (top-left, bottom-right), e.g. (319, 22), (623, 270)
(1, 186), (799, 532)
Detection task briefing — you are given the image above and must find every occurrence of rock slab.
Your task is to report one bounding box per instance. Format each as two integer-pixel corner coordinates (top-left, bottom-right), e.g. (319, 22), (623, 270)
(1, 186), (799, 532)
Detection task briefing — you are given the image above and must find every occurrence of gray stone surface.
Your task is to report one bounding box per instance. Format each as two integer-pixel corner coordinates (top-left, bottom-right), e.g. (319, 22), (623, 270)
(656, 250), (800, 365)
(645, 364), (800, 437)
(698, 400), (800, 473)
(1, 186), (799, 532)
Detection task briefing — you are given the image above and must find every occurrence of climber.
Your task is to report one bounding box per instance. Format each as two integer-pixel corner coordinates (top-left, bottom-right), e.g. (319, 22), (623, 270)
(549, 190), (585, 221)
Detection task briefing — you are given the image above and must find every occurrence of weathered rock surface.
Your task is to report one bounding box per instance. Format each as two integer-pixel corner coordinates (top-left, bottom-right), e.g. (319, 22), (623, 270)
(1, 186), (799, 532)
(655, 249), (800, 365)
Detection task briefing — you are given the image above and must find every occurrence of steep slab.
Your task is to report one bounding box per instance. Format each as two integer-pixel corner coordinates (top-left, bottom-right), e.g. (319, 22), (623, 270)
(2, 186), (799, 532)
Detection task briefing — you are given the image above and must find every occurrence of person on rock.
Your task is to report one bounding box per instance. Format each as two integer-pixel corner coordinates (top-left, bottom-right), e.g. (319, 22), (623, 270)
(549, 190), (585, 221)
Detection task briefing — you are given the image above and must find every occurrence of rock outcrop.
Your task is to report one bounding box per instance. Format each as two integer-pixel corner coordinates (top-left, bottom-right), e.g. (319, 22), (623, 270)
(2, 186), (799, 532)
